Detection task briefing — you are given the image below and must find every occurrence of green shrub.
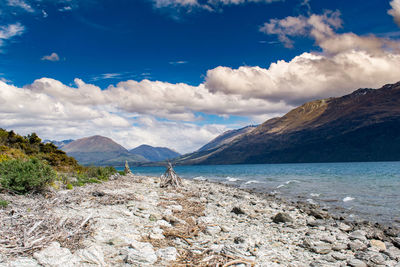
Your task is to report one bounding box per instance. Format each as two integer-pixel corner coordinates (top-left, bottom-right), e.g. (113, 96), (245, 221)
(0, 158), (56, 194)
(0, 199), (8, 208)
(85, 166), (117, 181)
(66, 183), (73, 190)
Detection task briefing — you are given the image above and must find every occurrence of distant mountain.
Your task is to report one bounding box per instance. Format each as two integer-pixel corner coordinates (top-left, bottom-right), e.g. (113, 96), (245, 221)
(44, 139), (74, 149)
(62, 135), (147, 166)
(130, 144), (180, 162)
(176, 81), (400, 165)
(198, 125), (257, 152)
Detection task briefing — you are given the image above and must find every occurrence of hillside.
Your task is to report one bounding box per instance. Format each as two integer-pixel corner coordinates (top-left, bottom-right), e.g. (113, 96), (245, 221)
(44, 139), (74, 149)
(176, 81), (400, 165)
(130, 145), (180, 162)
(62, 135), (147, 166)
(197, 125), (257, 152)
(0, 130), (78, 171)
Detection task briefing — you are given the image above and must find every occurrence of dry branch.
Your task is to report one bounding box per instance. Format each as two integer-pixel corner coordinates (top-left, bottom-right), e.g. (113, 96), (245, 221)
(160, 163), (183, 188)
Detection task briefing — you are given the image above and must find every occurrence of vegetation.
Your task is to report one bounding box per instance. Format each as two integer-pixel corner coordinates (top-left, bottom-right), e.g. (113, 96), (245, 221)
(0, 128), (117, 194)
(0, 158), (56, 194)
(0, 199), (8, 208)
(0, 129), (78, 171)
(72, 166), (116, 187)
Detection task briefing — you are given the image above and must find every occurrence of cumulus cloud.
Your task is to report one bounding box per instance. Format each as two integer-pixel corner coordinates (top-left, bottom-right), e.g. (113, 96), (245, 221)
(0, 76), (291, 152)
(389, 0), (400, 26)
(41, 52), (60, 62)
(206, 9), (400, 105)
(2, 6), (400, 152)
(0, 23), (25, 48)
(0, 79), (228, 153)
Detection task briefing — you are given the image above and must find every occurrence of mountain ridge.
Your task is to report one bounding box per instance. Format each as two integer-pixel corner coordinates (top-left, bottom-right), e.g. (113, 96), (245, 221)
(130, 144), (180, 162)
(175, 81), (400, 165)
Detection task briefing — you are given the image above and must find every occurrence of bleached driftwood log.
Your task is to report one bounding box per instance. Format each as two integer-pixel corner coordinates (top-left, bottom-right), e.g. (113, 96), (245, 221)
(124, 160), (132, 175)
(160, 163), (183, 188)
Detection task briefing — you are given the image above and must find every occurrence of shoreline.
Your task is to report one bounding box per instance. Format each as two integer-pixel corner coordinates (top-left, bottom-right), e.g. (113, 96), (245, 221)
(1, 174), (399, 266)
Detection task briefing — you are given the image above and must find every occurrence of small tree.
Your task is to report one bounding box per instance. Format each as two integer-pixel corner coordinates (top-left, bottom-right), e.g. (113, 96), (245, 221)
(160, 163), (182, 188)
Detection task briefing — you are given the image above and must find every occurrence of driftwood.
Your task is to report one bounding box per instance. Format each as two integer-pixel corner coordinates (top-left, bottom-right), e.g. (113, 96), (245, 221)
(124, 160), (132, 175)
(160, 163), (182, 188)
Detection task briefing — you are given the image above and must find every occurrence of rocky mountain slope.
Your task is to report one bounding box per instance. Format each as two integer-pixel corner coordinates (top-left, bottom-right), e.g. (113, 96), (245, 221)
(130, 145), (180, 162)
(62, 135), (147, 166)
(177, 81), (400, 165)
(198, 125), (257, 152)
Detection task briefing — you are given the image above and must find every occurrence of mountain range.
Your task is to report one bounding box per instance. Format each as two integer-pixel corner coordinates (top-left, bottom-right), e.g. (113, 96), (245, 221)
(175, 81), (400, 165)
(61, 136), (179, 166)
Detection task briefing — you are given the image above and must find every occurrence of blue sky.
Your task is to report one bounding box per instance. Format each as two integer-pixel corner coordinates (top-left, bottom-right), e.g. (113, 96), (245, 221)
(1, 0), (400, 152)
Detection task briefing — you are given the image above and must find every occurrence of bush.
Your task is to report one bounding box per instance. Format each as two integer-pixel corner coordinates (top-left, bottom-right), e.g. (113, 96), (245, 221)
(71, 166), (116, 187)
(0, 158), (56, 194)
(85, 166), (117, 181)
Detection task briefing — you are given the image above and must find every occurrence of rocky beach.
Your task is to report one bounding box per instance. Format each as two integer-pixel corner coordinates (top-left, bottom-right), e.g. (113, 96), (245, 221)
(1, 174), (400, 267)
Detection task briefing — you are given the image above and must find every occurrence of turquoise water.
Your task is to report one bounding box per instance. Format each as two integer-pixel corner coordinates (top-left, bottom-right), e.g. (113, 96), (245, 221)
(126, 162), (400, 225)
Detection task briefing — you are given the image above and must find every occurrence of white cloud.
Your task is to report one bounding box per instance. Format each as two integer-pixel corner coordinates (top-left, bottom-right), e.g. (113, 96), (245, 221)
(7, 0), (34, 13)
(58, 6), (72, 12)
(389, 0), (400, 26)
(151, 0), (282, 11)
(0, 79), (229, 153)
(169, 60), (188, 65)
(204, 10), (400, 106)
(1, 6), (400, 153)
(0, 23), (25, 48)
(41, 52), (60, 62)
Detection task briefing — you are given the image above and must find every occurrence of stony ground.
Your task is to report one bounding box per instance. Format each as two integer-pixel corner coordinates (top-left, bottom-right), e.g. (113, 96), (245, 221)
(1, 174), (400, 266)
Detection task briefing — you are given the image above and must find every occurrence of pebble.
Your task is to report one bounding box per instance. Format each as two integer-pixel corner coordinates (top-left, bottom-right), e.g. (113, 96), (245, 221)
(370, 239), (387, 251)
(272, 212), (293, 223)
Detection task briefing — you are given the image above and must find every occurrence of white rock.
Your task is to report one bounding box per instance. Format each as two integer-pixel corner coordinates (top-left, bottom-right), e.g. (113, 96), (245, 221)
(163, 209), (173, 216)
(74, 245), (106, 266)
(156, 247), (177, 261)
(8, 258), (40, 267)
(124, 240), (157, 265)
(349, 230), (367, 241)
(33, 242), (80, 267)
(205, 225), (222, 236)
(197, 216), (214, 225)
(156, 219), (172, 228)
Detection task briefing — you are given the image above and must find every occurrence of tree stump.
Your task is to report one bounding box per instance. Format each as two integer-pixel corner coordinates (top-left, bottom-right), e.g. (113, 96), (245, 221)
(160, 163), (182, 188)
(124, 160), (132, 175)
